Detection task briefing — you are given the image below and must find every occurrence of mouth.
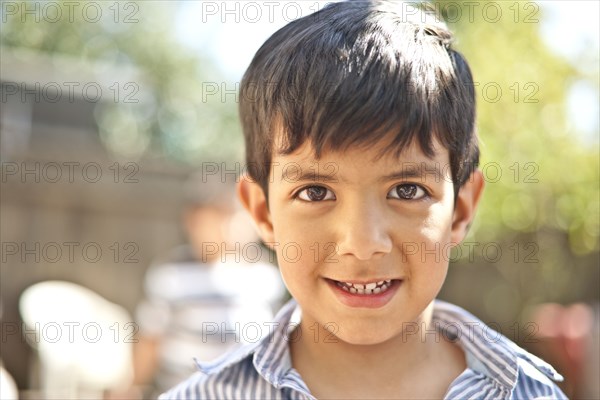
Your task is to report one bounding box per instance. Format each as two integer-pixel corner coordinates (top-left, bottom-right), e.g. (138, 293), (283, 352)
(325, 278), (402, 308)
(333, 279), (394, 295)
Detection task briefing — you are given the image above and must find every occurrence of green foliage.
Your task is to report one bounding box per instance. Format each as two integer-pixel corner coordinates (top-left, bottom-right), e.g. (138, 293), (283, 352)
(433, 1), (598, 333)
(435, 0), (599, 256)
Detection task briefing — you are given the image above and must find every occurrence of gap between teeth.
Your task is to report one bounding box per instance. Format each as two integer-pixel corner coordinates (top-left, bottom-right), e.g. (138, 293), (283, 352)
(336, 280), (392, 294)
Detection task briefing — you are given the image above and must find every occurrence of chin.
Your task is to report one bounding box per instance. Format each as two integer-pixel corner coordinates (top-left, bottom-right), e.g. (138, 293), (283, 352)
(335, 326), (399, 346)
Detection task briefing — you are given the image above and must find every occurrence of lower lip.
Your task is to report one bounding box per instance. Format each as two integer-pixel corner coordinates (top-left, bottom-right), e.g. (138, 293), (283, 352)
(326, 279), (401, 309)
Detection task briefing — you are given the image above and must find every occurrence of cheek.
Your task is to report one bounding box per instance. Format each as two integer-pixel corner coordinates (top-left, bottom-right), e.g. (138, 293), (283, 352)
(421, 202), (455, 242)
(271, 207), (332, 262)
(400, 204), (454, 284)
(276, 253), (320, 309)
(272, 223), (333, 304)
(271, 226), (320, 293)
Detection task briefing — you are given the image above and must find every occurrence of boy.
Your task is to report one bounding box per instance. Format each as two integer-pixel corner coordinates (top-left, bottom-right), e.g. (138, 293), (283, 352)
(161, 1), (567, 398)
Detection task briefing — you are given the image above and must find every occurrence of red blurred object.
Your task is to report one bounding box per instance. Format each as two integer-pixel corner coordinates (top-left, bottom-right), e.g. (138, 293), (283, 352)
(530, 303), (598, 399)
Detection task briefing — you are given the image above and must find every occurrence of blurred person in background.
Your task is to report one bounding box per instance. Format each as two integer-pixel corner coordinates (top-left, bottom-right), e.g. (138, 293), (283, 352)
(132, 171), (285, 398)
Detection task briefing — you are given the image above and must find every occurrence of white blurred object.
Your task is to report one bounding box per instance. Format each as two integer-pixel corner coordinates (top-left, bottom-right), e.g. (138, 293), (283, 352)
(19, 281), (133, 399)
(0, 362), (18, 400)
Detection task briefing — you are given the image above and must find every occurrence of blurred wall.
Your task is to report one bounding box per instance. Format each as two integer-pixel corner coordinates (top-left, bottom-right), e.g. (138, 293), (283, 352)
(1, 50), (194, 389)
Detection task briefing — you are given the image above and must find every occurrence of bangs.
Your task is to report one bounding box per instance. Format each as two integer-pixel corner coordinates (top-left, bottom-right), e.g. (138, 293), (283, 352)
(240, 0), (478, 192)
(269, 6), (471, 161)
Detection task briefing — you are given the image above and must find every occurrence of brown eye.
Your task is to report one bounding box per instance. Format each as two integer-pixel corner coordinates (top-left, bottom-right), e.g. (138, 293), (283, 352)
(389, 184), (426, 200)
(297, 186), (334, 202)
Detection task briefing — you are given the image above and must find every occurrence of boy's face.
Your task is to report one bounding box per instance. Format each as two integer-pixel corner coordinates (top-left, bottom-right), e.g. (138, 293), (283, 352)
(238, 135), (483, 345)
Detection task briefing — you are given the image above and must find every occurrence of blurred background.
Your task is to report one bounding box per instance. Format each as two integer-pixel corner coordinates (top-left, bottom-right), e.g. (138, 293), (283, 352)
(0, 0), (598, 399)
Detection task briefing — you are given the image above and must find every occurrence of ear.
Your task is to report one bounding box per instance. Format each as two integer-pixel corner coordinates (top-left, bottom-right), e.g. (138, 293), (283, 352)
(237, 174), (275, 244)
(450, 169), (485, 244)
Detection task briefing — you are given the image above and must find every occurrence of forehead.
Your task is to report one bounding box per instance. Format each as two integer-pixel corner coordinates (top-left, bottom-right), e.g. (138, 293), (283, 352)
(270, 136), (452, 185)
(274, 134), (450, 166)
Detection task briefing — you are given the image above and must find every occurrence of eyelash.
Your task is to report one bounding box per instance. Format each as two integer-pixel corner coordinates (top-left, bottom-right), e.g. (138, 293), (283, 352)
(292, 184), (430, 202)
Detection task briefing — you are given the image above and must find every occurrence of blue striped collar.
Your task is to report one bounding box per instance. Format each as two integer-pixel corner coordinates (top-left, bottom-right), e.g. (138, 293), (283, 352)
(433, 301), (562, 386)
(435, 301), (519, 389)
(194, 298), (562, 398)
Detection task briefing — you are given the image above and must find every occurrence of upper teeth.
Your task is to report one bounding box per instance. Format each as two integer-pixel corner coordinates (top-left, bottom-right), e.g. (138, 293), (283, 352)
(336, 279), (393, 295)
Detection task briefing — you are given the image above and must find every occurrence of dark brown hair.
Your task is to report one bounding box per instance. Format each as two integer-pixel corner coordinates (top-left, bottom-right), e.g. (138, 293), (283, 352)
(239, 0), (479, 201)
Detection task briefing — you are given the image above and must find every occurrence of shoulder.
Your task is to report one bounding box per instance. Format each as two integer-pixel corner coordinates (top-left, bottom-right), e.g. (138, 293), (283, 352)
(510, 343), (568, 399)
(159, 300), (301, 400)
(158, 353), (276, 400)
(433, 300), (568, 399)
(158, 363), (261, 400)
(158, 371), (207, 400)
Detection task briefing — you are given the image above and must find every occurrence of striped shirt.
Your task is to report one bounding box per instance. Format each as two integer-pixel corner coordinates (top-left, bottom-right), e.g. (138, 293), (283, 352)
(159, 299), (568, 399)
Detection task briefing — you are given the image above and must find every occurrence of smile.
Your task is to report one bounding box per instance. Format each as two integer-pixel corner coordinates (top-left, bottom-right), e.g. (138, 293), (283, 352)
(326, 278), (402, 308)
(335, 279), (392, 295)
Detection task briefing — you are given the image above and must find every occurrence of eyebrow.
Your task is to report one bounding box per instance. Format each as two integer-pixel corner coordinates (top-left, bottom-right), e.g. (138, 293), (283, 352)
(280, 167), (342, 183)
(279, 162), (447, 184)
(378, 163), (447, 183)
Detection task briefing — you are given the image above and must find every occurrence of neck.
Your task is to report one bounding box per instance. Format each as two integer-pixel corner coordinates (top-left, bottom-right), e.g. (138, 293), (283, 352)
(289, 303), (463, 399)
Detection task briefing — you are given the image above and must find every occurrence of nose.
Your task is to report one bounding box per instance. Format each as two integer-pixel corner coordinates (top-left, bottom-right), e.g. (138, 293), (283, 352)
(335, 198), (393, 260)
